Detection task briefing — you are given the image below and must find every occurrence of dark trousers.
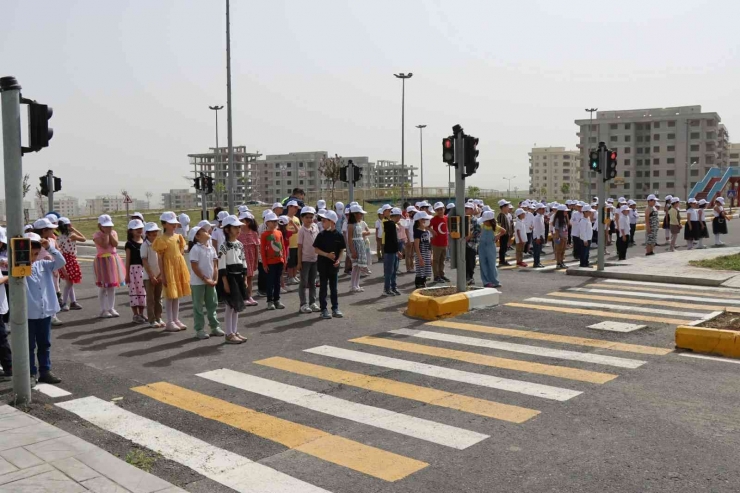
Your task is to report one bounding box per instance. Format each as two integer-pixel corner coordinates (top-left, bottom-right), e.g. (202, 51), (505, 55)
(28, 317), (52, 376)
(532, 239), (542, 266)
(0, 318), (11, 373)
(319, 265), (339, 311)
(629, 224), (636, 246)
(465, 245), (477, 281)
(579, 240), (590, 267)
(498, 234), (509, 265)
(525, 233), (533, 253)
(257, 263), (267, 293)
(617, 235), (628, 260)
(383, 253), (399, 292)
(266, 263), (283, 302)
(573, 237), (582, 260)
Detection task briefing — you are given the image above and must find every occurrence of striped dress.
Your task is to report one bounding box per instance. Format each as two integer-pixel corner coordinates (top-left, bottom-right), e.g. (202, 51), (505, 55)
(414, 227), (432, 280)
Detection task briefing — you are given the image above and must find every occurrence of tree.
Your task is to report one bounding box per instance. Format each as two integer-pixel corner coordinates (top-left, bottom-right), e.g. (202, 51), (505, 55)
(539, 186), (547, 198)
(145, 192), (153, 210)
(35, 188), (46, 216)
(560, 183), (570, 197)
(318, 154), (344, 205)
(467, 185), (481, 198)
(22, 173), (31, 198)
(214, 183), (226, 206)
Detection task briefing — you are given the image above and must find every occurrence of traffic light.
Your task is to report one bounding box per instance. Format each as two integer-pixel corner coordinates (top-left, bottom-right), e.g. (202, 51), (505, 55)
(589, 149), (600, 172)
(443, 137), (455, 165)
(604, 149), (618, 181)
(204, 175), (214, 194)
(38, 176), (49, 196)
(26, 101), (53, 153)
(352, 164), (362, 184)
(193, 176), (201, 191)
(463, 135), (479, 177)
(340, 165), (348, 183)
(53, 177), (62, 192)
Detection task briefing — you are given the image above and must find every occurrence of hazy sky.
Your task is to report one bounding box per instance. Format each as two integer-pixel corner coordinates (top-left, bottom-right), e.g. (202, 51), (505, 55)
(2, 0), (739, 203)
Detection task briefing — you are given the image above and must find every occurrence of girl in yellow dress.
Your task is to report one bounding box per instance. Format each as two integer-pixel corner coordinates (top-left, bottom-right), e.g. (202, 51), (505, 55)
(153, 211), (191, 332)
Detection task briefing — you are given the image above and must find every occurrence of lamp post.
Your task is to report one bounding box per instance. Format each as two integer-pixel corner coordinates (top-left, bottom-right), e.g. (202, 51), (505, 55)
(416, 124), (426, 195)
(208, 105), (223, 215)
(225, 0), (235, 213)
(394, 73), (413, 202)
(585, 108), (598, 201)
(503, 176), (516, 197)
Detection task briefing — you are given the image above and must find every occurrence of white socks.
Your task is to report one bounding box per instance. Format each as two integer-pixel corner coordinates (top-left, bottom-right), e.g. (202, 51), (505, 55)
(63, 282), (76, 305)
(98, 287), (116, 312)
(224, 305), (238, 335)
(165, 299), (180, 324)
(351, 266), (361, 290)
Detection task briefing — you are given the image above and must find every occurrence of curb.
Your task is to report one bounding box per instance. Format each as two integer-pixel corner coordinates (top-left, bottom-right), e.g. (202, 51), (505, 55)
(675, 307), (740, 359)
(565, 268), (725, 287)
(406, 287), (500, 320)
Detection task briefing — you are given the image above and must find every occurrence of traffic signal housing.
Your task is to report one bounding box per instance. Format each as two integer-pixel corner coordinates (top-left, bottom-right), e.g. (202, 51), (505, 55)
(604, 149), (618, 181)
(53, 177), (62, 192)
(204, 175), (214, 194)
(463, 135), (479, 177)
(26, 101), (53, 153)
(443, 137), (455, 166)
(340, 165), (348, 183)
(38, 176), (49, 196)
(352, 164), (362, 184)
(589, 149), (600, 173)
(193, 176), (201, 191)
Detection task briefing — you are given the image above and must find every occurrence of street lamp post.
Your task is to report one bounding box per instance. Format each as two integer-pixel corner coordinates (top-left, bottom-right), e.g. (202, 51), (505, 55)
(208, 105), (223, 217)
(585, 108), (598, 201)
(225, 0), (235, 214)
(416, 124), (426, 195)
(503, 176), (516, 197)
(394, 73), (413, 203)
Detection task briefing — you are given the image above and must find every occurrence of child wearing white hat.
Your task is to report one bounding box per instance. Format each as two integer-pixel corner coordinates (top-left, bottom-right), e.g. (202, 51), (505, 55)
(152, 212), (192, 331)
(93, 215), (126, 319)
(577, 206), (594, 267)
(697, 199), (709, 249)
(218, 216), (249, 343)
(125, 219), (148, 324)
(514, 208), (528, 267)
(313, 210), (346, 318)
(141, 222), (165, 327)
(261, 212), (287, 310)
(616, 206), (631, 260)
(57, 217), (86, 311)
(412, 211), (433, 288)
(713, 197), (729, 245)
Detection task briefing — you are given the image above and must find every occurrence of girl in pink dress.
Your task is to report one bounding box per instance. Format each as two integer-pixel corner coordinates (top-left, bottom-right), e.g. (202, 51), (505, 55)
(237, 213), (260, 306)
(93, 215), (126, 318)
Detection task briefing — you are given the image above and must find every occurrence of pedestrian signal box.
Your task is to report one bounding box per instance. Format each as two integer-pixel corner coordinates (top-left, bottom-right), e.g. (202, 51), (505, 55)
(10, 238), (32, 277)
(449, 216), (462, 239)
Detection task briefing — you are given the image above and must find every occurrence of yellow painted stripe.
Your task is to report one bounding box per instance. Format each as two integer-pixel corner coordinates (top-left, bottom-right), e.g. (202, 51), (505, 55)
(349, 336), (616, 384)
(500, 259), (558, 270)
(427, 320), (672, 356)
(505, 302), (693, 325)
(255, 357), (539, 423)
(589, 283), (740, 300)
(132, 382), (427, 482)
(548, 291), (721, 312)
(77, 258), (94, 262)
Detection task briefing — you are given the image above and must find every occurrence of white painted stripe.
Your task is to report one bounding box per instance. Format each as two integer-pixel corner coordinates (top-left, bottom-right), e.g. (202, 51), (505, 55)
(679, 353), (740, 365)
(388, 329), (647, 369)
(303, 345), (581, 401)
(588, 321), (646, 333)
(34, 384), (72, 398)
(56, 397), (331, 493)
(602, 279), (740, 294)
(568, 287), (740, 306)
(526, 297), (710, 318)
(197, 369), (487, 450)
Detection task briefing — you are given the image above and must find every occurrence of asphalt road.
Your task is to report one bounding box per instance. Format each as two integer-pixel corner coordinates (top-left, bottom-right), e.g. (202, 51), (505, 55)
(2, 225), (740, 493)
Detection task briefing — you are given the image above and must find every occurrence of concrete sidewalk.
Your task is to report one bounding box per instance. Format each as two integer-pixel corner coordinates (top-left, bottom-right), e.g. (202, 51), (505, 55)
(0, 405), (183, 493)
(567, 246), (740, 287)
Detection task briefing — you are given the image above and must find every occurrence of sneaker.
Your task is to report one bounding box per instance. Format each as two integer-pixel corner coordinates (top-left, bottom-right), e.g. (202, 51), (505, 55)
(156, 319), (166, 328)
(309, 303), (320, 312)
(175, 320), (187, 330)
(149, 321), (159, 328)
(467, 278), (475, 286)
(51, 316), (63, 326)
(109, 310), (120, 318)
(60, 304), (70, 312)
(493, 284), (502, 288)
(267, 302), (276, 310)
(225, 334), (243, 344)
(391, 289), (402, 296)
(274, 301), (286, 309)
(321, 309), (332, 319)
(99, 311), (112, 319)
(499, 262), (511, 267)
(38, 371), (62, 384)
(280, 287), (288, 294)
(332, 309), (344, 318)
(195, 331), (210, 340)
(441, 276), (451, 282)
(517, 261), (528, 267)
(382, 290), (393, 297)
(245, 297), (258, 306)
(69, 302), (83, 310)
(534, 264), (545, 268)
(300, 304), (313, 314)
(164, 323), (180, 332)
(257, 291), (267, 297)
(210, 327), (225, 336)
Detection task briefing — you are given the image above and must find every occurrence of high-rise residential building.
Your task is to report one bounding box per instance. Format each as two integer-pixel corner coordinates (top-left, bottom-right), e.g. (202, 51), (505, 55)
(85, 196), (127, 216)
(528, 147), (582, 200)
(575, 106), (729, 199)
(35, 195), (80, 218)
(372, 160), (416, 190)
(162, 189), (198, 211)
(188, 146), (261, 206)
(728, 143), (740, 168)
(252, 151), (327, 203)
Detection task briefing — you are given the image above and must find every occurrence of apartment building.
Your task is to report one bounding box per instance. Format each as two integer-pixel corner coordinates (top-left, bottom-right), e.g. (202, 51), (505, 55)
(575, 106), (729, 199)
(162, 189), (198, 211)
(188, 146), (261, 205)
(372, 160), (416, 190)
(528, 147), (581, 200)
(35, 195), (80, 218)
(85, 196), (127, 216)
(728, 143), (740, 167)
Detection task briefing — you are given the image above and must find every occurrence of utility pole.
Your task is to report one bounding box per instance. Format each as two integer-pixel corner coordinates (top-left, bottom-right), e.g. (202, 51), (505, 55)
(1, 76), (32, 404)
(453, 125), (466, 293)
(348, 160), (355, 204)
(208, 105), (223, 219)
(597, 142), (606, 272)
(503, 175), (516, 197)
(394, 73), (412, 203)
(585, 108), (598, 201)
(46, 170), (54, 214)
(225, 0), (235, 214)
(416, 124), (426, 194)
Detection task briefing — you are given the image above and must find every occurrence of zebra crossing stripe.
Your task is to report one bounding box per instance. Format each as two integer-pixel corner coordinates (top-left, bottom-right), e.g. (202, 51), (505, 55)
(197, 369), (488, 450)
(348, 336), (617, 384)
(549, 291), (716, 312)
(131, 382), (428, 482)
(56, 397), (333, 493)
(524, 297), (709, 318)
(389, 329), (647, 369)
(567, 287), (740, 306)
(601, 279), (740, 295)
(427, 320), (671, 355)
(288, 346), (581, 402)
(504, 302), (693, 325)
(588, 283), (740, 300)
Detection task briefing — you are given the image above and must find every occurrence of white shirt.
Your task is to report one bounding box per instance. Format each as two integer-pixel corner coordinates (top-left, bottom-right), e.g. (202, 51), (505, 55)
(617, 213), (631, 236)
(687, 207), (699, 221)
(570, 210), (582, 227)
(375, 219), (383, 238)
(524, 212), (535, 232)
(211, 227), (226, 250)
(189, 242), (217, 286)
(629, 208), (639, 225)
(514, 220), (528, 244)
(0, 275), (7, 315)
(578, 217), (593, 242)
(532, 214), (546, 240)
(140, 239), (160, 281)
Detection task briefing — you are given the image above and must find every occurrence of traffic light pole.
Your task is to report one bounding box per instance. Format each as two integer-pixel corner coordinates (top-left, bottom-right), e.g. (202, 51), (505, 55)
(454, 130), (466, 293)
(597, 144), (606, 272)
(1, 76), (32, 405)
(47, 170), (54, 214)
(348, 165), (354, 204)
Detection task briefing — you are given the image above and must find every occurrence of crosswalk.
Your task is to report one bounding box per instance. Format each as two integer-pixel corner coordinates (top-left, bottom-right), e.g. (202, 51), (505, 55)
(55, 314), (674, 492)
(505, 278), (733, 326)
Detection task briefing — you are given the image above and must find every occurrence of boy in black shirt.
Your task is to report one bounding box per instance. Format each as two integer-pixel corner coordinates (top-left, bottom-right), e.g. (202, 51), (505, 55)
(383, 208), (402, 296)
(313, 210), (346, 319)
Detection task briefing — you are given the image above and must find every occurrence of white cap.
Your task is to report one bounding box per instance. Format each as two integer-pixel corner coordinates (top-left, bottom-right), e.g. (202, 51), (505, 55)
(481, 210), (495, 222)
(238, 211), (253, 220)
(514, 208), (525, 216)
(482, 205), (492, 212)
(277, 215), (290, 225)
(497, 199), (509, 207)
(698, 199), (708, 205)
(446, 203), (455, 209)
(434, 201), (445, 210)
(323, 210), (339, 223)
(582, 205), (593, 212)
(179, 213), (190, 227)
(717, 197), (725, 204)
(25, 232), (42, 243)
(688, 198), (698, 204)
(620, 205), (630, 212)
(217, 210), (229, 221)
(565, 200), (573, 205)
(390, 207), (402, 215)
(187, 227), (198, 242)
(406, 206), (418, 213)
(671, 197), (680, 204)
(605, 203), (614, 209)
(536, 203), (545, 210)
(144, 222), (160, 233)
(197, 220), (211, 230)
(160, 211), (179, 224)
(350, 204), (366, 214)
(628, 200), (637, 206)
(0, 228), (6, 244)
(618, 197), (626, 203)
(413, 211), (432, 221)
(606, 198), (614, 203)
(222, 215), (244, 228)
(464, 202), (475, 209)
(44, 213), (58, 224)
(128, 219), (145, 230)
(317, 208), (328, 217)
(647, 194), (657, 201)
(286, 200), (299, 208)
(334, 201), (345, 212)
(344, 206), (351, 215)
(97, 214), (114, 227)
(557, 204), (568, 211)
(264, 211), (278, 222)
(593, 196), (599, 203)
(238, 205), (250, 213)
(665, 195), (674, 201)
(316, 200), (326, 209)
(419, 201), (431, 208)
(381, 204), (392, 211)
(262, 209), (271, 219)
(272, 202), (284, 210)
(377, 207), (384, 214)
(350, 202), (359, 207)
(131, 212), (144, 221)
(301, 206), (316, 215)
(24, 224), (33, 232)
(58, 217), (71, 225)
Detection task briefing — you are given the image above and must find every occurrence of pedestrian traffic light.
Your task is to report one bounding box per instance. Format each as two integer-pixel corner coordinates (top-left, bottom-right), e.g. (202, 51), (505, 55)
(193, 177), (201, 191)
(604, 149), (618, 181)
(25, 100), (53, 153)
(352, 164), (362, 184)
(463, 135), (479, 177)
(340, 165), (348, 183)
(204, 175), (214, 194)
(589, 149), (600, 172)
(443, 137), (455, 165)
(38, 176), (49, 196)
(53, 177), (62, 192)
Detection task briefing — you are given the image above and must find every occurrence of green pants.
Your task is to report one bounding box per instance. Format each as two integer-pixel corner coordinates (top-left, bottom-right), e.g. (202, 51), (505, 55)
(191, 284), (220, 333)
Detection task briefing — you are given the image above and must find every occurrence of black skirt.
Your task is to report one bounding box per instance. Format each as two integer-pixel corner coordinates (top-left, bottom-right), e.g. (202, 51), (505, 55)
(684, 221), (702, 240)
(713, 217), (728, 235)
(218, 266), (247, 312)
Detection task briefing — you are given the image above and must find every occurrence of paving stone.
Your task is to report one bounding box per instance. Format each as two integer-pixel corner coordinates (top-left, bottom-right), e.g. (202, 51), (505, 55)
(0, 469), (87, 492)
(24, 435), (95, 462)
(0, 414), (39, 433)
(81, 476), (131, 493)
(0, 424), (67, 452)
(0, 464), (54, 486)
(0, 448), (44, 470)
(0, 458), (16, 477)
(76, 450), (175, 493)
(0, 406), (20, 417)
(52, 456), (100, 482)
(152, 487), (187, 493)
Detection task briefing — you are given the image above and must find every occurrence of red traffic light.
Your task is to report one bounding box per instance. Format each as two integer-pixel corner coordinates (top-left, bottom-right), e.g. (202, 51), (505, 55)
(610, 152), (617, 160)
(444, 139), (453, 149)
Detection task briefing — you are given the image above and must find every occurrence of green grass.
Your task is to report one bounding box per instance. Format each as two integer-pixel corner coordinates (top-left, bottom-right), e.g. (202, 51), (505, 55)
(124, 448), (160, 473)
(689, 253), (740, 271)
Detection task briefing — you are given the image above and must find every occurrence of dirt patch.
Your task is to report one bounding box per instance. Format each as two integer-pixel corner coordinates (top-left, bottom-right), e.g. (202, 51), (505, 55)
(697, 312), (740, 331)
(418, 286), (464, 297)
